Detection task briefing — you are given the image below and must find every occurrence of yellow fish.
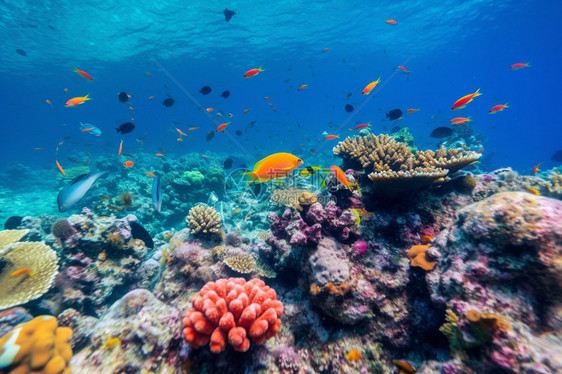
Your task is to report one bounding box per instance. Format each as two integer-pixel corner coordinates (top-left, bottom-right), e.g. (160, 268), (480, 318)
(526, 187), (540, 196)
(345, 348), (362, 362)
(104, 337), (120, 348)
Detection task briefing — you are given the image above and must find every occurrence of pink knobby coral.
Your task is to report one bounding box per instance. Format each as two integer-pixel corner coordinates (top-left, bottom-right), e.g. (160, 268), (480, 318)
(183, 278), (283, 353)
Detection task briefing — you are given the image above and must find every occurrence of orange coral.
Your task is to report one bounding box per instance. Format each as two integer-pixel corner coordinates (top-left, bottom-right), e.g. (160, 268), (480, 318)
(407, 244), (436, 270)
(310, 283), (322, 295)
(183, 278), (283, 353)
(325, 282), (350, 296)
(0, 315), (72, 374)
(466, 309), (511, 332)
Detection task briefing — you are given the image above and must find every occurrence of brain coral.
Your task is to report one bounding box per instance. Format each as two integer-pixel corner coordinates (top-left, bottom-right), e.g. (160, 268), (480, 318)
(0, 315), (72, 374)
(183, 278), (283, 353)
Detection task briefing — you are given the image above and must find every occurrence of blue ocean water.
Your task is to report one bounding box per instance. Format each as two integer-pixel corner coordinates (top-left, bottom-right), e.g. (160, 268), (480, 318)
(0, 0), (561, 205)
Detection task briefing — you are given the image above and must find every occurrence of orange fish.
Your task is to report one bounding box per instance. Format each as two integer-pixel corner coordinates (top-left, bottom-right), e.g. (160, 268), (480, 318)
(148, 96), (154, 100)
(99, 195), (111, 200)
(65, 94), (92, 107)
(330, 165), (355, 189)
(33, 147), (45, 151)
(322, 48), (329, 52)
(531, 162), (541, 176)
(73, 67), (93, 81)
(81, 127), (95, 133)
(123, 160), (134, 167)
(216, 122), (230, 132)
(422, 235), (434, 242)
(392, 359), (416, 374)
(243, 108), (250, 114)
(64, 88), (68, 93)
(155, 153), (165, 157)
(176, 128), (188, 136)
(398, 65), (410, 73)
(188, 127), (199, 131)
(451, 89), (481, 110)
(345, 348), (362, 362)
(526, 187), (540, 196)
(118, 139), (123, 156)
(362, 77), (381, 95)
(476, 147), (484, 153)
(449, 117), (472, 125)
(128, 106), (134, 111)
(325, 135), (339, 140)
(243, 153), (303, 187)
(206, 107), (214, 112)
(406, 108), (419, 113)
(298, 84), (308, 91)
(177, 137), (183, 142)
(488, 103), (508, 114)
(385, 19), (397, 24)
(10, 268), (33, 277)
(107, 204), (123, 211)
(510, 62), (530, 70)
(46, 99), (53, 106)
(56, 160), (65, 176)
(244, 67), (265, 78)
(264, 96), (272, 100)
(146, 71), (152, 77)
(202, 155), (209, 159)
(145, 171), (156, 177)
(268, 103), (277, 111)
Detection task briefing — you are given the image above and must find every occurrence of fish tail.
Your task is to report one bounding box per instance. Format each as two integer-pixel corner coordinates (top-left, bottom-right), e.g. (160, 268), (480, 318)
(242, 172), (257, 189)
(475, 88), (482, 96)
(259, 66), (265, 72)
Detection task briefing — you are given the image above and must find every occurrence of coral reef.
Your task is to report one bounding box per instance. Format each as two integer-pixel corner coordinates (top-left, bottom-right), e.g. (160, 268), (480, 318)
(183, 278), (283, 353)
(0, 315), (72, 374)
(186, 205), (222, 240)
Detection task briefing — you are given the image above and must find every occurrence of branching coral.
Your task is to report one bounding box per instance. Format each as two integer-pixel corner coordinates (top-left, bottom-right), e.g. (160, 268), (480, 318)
(224, 254), (257, 274)
(186, 205), (222, 239)
(333, 134), (481, 196)
(0, 315), (72, 373)
(183, 278), (283, 353)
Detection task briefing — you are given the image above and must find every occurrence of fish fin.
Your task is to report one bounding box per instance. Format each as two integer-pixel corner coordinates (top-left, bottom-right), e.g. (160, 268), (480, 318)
(475, 88), (481, 96)
(259, 66), (265, 72)
(242, 172), (257, 189)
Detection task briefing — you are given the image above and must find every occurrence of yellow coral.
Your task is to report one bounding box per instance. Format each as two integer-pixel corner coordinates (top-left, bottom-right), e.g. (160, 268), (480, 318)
(293, 191), (318, 212)
(0, 315), (72, 373)
(224, 253), (257, 274)
(270, 188), (307, 208)
(0, 241), (59, 310)
(407, 244), (436, 271)
(0, 230), (29, 253)
(186, 205), (222, 237)
(439, 309), (459, 340)
(466, 309), (511, 332)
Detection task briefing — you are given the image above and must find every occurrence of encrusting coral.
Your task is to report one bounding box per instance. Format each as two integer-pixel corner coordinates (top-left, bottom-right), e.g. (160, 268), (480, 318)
(186, 205), (222, 238)
(0, 230), (59, 310)
(407, 244), (437, 271)
(333, 133), (481, 196)
(183, 278), (283, 353)
(0, 315), (72, 374)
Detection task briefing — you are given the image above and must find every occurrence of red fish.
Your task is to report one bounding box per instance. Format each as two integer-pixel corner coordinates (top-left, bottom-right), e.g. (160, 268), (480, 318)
(398, 65), (410, 73)
(145, 171), (156, 177)
(488, 103), (508, 114)
(243, 108), (250, 114)
(118, 139), (123, 156)
(216, 122), (230, 132)
(322, 48), (329, 52)
(354, 123), (371, 130)
(451, 89), (481, 110)
(385, 19), (397, 25)
(510, 63), (530, 70)
(56, 160), (65, 176)
(73, 67), (93, 81)
(476, 147), (484, 153)
(406, 108), (419, 113)
(244, 67), (264, 78)
(362, 77), (381, 95)
(531, 163), (541, 176)
(449, 117), (471, 125)
(325, 135), (339, 140)
(123, 160), (134, 167)
(176, 128), (188, 136)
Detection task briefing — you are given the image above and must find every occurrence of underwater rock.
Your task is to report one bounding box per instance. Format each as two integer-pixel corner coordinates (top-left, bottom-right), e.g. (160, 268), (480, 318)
(309, 237), (349, 286)
(70, 289), (181, 373)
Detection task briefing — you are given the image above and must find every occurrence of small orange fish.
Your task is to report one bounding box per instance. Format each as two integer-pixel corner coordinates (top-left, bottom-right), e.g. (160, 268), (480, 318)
(450, 117), (471, 125)
(510, 63), (530, 70)
(243, 108), (250, 114)
(148, 96), (154, 100)
(177, 137), (183, 141)
(325, 135), (339, 140)
(331, 165), (355, 189)
(155, 153), (165, 157)
(476, 147), (484, 153)
(123, 160), (134, 167)
(145, 171), (156, 177)
(128, 95), (132, 98)
(489, 103), (508, 114)
(345, 348), (362, 362)
(526, 187), (540, 196)
(104, 338), (120, 349)
(176, 128), (188, 136)
(64, 88), (68, 93)
(264, 96), (272, 100)
(99, 195), (111, 200)
(216, 122), (230, 132)
(65, 94), (92, 107)
(362, 77), (381, 95)
(385, 19), (397, 25)
(452, 89), (481, 110)
(118, 139), (123, 156)
(422, 235), (434, 242)
(398, 65), (410, 73)
(268, 103), (277, 111)
(322, 48), (329, 52)
(201, 155), (209, 159)
(406, 108), (419, 113)
(188, 127), (199, 131)
(46, 99), (53, 106)
(531, 163), (541, 176)
(10, 268), (33, 277)
(56, 160), (65, 176)
(128, 106), (134, 111)
(107, 204), (123, 211)
(33, 147), (45, 150)
(81, 127), (95, 133)
(244, 67), (265, 78)
(73, 67), (93, 81)
(298, 84), (308, 91)
(206, 107), (214, 112)
(392, 359), (416, 374)
(146, 71), (152, 77)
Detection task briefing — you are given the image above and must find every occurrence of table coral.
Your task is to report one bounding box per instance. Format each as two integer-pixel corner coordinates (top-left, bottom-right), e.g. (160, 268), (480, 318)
(183, 278), (283, 353)
(0, 315), (72, 374)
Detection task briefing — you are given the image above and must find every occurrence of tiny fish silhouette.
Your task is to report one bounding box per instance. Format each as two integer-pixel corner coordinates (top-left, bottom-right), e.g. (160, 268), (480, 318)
(224, 8), (236, 22)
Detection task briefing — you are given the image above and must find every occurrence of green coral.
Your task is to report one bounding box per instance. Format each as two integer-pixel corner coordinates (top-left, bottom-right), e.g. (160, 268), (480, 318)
(182, 170), (205, 185)
(390, 127), (417, 153)
(205, 168), (225, 186)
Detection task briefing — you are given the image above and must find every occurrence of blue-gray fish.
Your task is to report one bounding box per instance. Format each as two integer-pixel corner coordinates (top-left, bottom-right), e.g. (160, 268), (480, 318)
(57, 172), (106, 212)
(152, 175), (162, 213)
